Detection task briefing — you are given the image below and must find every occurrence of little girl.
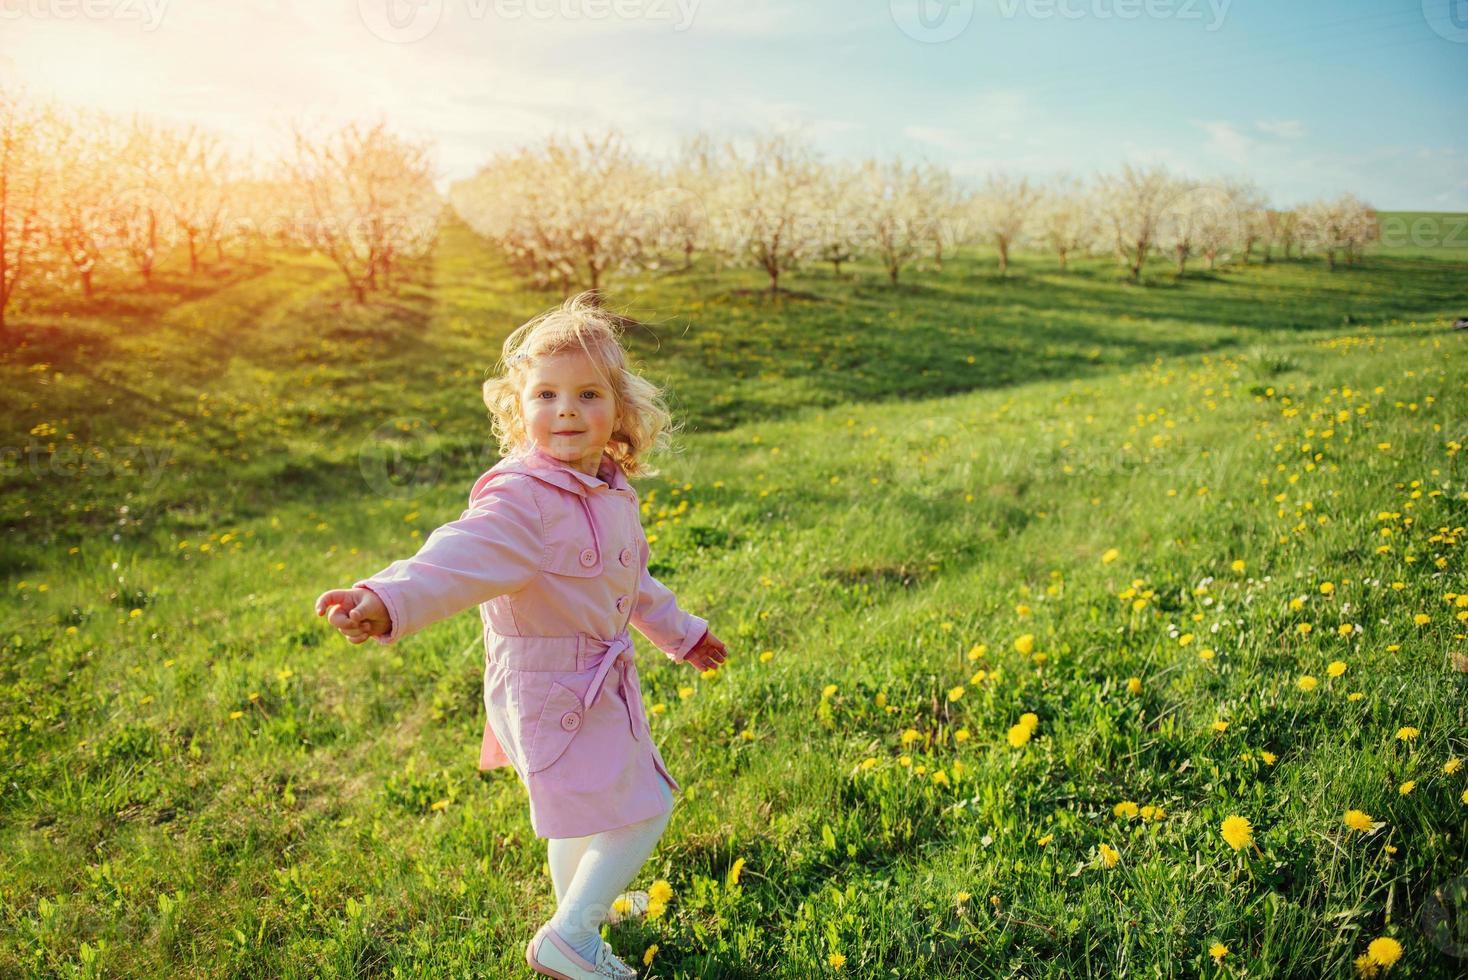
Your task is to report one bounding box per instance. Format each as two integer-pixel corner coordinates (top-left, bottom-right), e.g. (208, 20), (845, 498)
(314, 291), (728, 979)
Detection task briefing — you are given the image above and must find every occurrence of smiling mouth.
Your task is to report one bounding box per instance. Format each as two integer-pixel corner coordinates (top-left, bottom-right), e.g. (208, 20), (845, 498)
(553, 431), (582, 436)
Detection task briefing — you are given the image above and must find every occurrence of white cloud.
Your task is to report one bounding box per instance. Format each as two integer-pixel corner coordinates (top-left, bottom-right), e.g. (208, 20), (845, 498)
(1196, 120), (1253, 166)
(904, 125), (967, 152)
(1256, 119), (1304, 139)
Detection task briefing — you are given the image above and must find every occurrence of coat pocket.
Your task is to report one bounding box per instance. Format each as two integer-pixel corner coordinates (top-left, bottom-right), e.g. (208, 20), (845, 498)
(525, 679), (586, 773)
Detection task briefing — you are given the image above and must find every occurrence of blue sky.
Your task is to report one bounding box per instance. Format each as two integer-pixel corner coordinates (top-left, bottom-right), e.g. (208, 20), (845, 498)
(3, 0), (1465, 209)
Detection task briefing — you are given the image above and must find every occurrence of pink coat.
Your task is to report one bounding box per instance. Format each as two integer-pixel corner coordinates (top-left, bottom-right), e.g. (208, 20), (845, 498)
(353, 444), (709, 838)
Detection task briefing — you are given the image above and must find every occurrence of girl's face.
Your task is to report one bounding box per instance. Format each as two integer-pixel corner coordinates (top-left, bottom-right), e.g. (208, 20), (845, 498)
(519, 350), (618, 477)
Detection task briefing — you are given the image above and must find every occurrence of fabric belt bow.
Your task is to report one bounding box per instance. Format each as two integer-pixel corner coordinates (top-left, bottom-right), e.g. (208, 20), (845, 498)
(583, 630), (647, 741)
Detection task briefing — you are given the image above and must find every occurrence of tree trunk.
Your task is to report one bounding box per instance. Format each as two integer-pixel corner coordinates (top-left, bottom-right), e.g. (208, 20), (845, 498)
(682, 242), (693, 270)
(1205, 251), (1216, 270)
(1058, 249), (1068, 272)
(80, 269), (93, 299)
(1326, 249), (1336, 270)
(997, 238), (1009, 276)
(188, 235), (199, 275)
(216, 241), (225, 263)
(1175, 247), (1186, 276)
(888, 264), (898, 285)
(934, 241), (943, 271)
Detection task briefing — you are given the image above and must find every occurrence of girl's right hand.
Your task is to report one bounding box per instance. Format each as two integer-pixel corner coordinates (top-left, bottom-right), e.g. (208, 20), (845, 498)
(314, 587), (391, 644)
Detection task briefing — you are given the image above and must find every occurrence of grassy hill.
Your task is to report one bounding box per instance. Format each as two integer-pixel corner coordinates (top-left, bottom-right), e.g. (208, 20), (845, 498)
(2, 213), (1465, 977)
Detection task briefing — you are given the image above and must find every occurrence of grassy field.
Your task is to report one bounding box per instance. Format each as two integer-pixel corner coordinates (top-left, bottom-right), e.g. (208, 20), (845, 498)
(2, 213), (1466, 977)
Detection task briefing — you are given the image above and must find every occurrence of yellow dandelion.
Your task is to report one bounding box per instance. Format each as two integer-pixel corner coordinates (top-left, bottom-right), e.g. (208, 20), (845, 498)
(1101, 547), (1120, 564)
(822, 684), (838, 699)
(1113, 800), (1139, 819)
(1209, 942), (1228, 965)
(901, 728), (922, 746)
(1343, 809), (1375, 832)
(1097, 843), (1119, 867)
(1395, 726), (1419, 741)
(947, 686), (965, 702)
(1127, 676), (1142, 694)
(1231, 559), (1245, 572)
(1220, 815), (1253, 851)
(1319, 582), (1335, 595)
(1211, 720), (1229, 733)
(1018, 712), (1038, 730)
(1007, 724), (1032, 748)
(648, 879), (673, 904)
(1327, 660), (1347, 677)
(1297, 675), (1319, 692)
(1444, 757), (1462, 775)
(1036, 833), (1053, 846)
(954, 728), (970, 743)
(828, 951), (846, 968)
(1398, 781), (1415, 795)
(642, 944), (658, 967)
(1297, 622), (1313, 635)
(1366, 936), (1402, 969)
(1014, 633), (1035, 655)
(1178, 632), (1194, 647)
(1413, 613), (1430, 625)
(1261, 751), (1277, 765)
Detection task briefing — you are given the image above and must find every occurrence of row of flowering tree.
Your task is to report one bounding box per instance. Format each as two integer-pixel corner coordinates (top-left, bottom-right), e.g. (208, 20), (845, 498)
(449, 129), (1379, 294)
(0, 89), (440, 338)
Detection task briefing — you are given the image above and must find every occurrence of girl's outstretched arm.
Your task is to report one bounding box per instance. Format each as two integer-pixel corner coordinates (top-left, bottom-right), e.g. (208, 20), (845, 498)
(350, 472), (545, 644)
(628, 506), (709, 664)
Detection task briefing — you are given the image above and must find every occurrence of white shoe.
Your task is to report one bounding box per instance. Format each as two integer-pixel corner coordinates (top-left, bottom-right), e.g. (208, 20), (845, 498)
(526, 922), (638, 979)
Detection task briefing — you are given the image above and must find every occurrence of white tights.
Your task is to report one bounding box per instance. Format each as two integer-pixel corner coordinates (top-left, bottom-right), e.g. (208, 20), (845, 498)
(545, 779), (673, 962)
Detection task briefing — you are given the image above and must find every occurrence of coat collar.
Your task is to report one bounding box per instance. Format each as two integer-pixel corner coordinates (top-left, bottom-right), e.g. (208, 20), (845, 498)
(495, 443), (631, 496)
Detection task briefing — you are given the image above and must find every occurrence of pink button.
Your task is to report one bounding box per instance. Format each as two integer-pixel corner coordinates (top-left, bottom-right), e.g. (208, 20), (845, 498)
(616, 595), (630, 613)
(579, 548), (596, 566)
(560, 711), (580, 731)
(619, 547), (633, 566)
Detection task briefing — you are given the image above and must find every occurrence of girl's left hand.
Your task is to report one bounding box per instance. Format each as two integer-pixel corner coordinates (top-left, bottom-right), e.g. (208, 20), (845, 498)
(684, 629), (727, 671)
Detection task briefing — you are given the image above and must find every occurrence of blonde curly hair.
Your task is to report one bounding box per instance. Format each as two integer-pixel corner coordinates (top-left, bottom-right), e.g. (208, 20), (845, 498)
(482, 291), (681, 480)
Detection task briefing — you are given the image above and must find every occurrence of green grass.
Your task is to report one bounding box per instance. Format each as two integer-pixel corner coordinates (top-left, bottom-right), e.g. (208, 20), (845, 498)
(1, 212), (1465, 977)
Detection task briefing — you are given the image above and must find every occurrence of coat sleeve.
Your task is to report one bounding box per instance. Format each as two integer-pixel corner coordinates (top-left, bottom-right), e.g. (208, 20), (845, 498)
(628, 505), (709, 664)
(353, 472), (545, 645)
